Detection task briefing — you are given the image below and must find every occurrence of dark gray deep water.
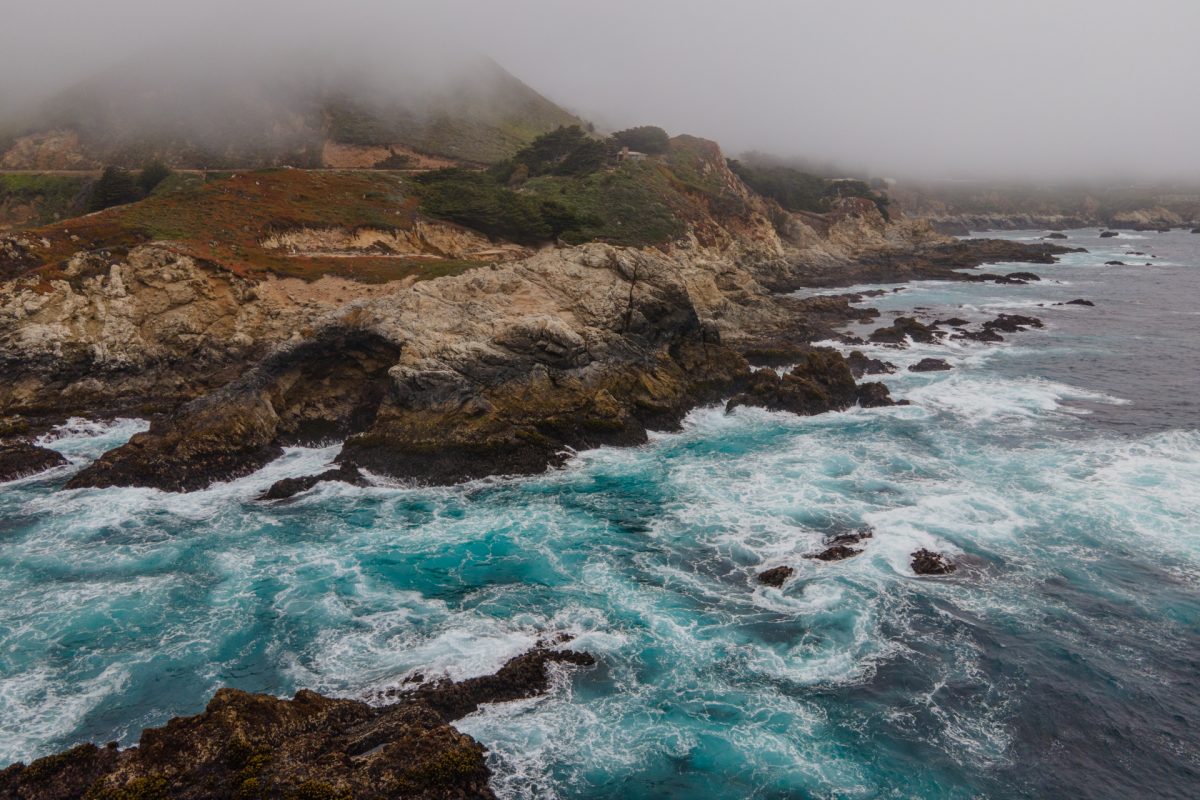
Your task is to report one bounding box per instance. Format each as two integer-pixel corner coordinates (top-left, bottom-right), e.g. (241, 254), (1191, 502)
(0, 229), (1197, 798)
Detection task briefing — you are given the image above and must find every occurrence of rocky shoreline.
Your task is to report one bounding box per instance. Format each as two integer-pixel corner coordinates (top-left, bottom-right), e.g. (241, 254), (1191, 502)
(2, 231), (1077, 494)
(0, 646), (595, 800)
(0, 151), (1089, 795)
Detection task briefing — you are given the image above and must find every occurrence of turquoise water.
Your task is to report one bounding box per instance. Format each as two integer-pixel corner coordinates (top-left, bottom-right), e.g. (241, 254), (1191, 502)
(1, 230), (1198, 798)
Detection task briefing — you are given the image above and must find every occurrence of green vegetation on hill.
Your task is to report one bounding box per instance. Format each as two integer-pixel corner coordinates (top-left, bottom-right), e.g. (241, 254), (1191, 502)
(414, 127), (753, 247)
(0, 174), (90, 228)
(727, 160), (830, 213)
(728, 160), (891, 219)
(610, 126), (670, 155)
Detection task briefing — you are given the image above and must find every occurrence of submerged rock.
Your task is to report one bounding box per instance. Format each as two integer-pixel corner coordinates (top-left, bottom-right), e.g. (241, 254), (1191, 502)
(1060, 298), (1095, 307)
(932, 317), (969, 328)
(909, 358), (952, 372)
(1043, 232), (1068, 240)
(1105, 260), (1126, 266)
(1006, 272), (1041, 281)
(828, 527), (874, 545)
(1100, 231), (1119, 238)
(0, 441), (67, 482)
(757, 566), (795, 587)
(0, 647), (594, 800)
(806, 545), (862, 561)
(911, 549), (956, 575)
(259, 463), (367, 500)
(1191, 227), (1200, 234)
(983, 313), (1043, 333)
(955, 327), (1004, 343)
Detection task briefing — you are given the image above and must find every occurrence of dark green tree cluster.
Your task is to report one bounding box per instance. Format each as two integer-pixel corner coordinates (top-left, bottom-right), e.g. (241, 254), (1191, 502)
(137, 161), (171, 195)
(87, 167), (141, 212)
(610, 126), (670, 154)
(87, 162), (173, 212)
(492, 125), (608, 182)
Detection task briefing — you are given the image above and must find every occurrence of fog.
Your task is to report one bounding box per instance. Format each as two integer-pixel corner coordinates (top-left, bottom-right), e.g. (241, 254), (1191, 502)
(2, 0), (1198, 179)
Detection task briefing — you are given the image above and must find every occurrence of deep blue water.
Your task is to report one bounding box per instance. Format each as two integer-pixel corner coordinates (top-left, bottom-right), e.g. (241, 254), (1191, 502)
(1, 229), (1197, 798)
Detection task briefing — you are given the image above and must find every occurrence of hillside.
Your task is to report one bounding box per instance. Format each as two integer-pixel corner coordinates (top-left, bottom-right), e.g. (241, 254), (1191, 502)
(0, 56), (583, 170)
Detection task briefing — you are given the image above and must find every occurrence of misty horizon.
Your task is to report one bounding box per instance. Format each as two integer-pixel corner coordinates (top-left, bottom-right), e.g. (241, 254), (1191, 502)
(2, 0), (1198, 181)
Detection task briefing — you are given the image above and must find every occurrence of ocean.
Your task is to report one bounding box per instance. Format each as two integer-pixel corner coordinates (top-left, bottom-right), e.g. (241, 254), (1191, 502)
(1, 229), (1197, 798)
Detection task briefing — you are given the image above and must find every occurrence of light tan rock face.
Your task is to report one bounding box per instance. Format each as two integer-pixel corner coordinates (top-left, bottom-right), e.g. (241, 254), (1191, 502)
(0, 246), (390, 416)
(260, 222), (530, 262)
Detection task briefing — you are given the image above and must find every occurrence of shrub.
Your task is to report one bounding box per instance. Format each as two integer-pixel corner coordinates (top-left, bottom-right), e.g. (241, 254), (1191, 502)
(413, 168), (586, 244)
(138, 161), (172, 195)
(727, 160), (830, 214)
(87, 166), (141, 212)
(610, 126), (670, 154)
(502, 125), (609, 179)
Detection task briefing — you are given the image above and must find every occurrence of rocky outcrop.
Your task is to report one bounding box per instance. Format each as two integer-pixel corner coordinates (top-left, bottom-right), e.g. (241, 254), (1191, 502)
(845, 350), (896, 377)
(0, 647), (594, 800)
(725, 350), (885, 416)
(787, 239), (1079, 289)
(66, 328), (401, 491)
(911, 549), (956, 575)
(909, 358), (951, 372)
(0, 246), (384, 424)
(757, 566), (794, 587)
(0, 441), (67, 482)
(869, 317), (938, 345)
(806, 544), (861, 561)
(260, 464), (368, 500)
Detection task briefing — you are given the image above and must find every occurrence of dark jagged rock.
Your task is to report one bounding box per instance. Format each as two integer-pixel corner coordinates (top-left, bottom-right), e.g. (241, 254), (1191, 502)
(855, 382), (896, 407)
(933, 317), (969, 328)
(868, 316), (937, 345)
(845, 350), (896, 377)
(739, 342), (809, 368)
(259, 463), (368, 501)
(727, 350), (877, 416)
(828, 527), (874, 546)
(991, 274), (1028, 285)
(1191, 227), (1200, 234)
(0, 441), (67, 482)
(1099, 231), (1119, 238)
(955, 327), (1004, 343)
(757, 566), (794, 587)
(909, 358), (952, 372)
(795, 239), (1080, 289)
(1006, 272), (1041, 281)
(806, 545), (862, 561)
(0, 647), (594, 800)
(65, 328), (402, 492)
(911, 549), (956, 575)
(983, 313), (1043, 333)
(1105, 260), (1125, 266)
(1043, 232), (1068, 239)
(1061, 299), (1095, 307)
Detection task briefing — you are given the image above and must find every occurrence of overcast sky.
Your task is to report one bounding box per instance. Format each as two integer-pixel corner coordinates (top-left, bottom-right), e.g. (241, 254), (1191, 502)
(3, 0), (1198, 179)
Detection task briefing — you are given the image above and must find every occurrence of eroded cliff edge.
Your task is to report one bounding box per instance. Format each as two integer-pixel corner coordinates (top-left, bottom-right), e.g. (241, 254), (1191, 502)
(0, 142), (1073, 492)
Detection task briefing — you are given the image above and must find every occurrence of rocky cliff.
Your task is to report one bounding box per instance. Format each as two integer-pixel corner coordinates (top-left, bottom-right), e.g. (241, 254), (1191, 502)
(0, 138), (1074, 492)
